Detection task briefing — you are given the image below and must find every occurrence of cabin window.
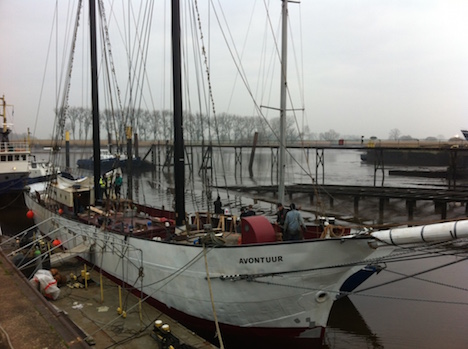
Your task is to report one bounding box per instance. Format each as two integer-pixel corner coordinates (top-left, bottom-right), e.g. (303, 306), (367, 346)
(8, 155), (12, 161)
(0, 155), (5, 161)
(22, 155), (27, 161)
(15, 155), (20, 161)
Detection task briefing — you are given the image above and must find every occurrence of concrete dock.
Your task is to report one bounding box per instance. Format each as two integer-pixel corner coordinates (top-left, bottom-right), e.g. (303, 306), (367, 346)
(0, 249), (89, 348)
(0, 248), (217, 349)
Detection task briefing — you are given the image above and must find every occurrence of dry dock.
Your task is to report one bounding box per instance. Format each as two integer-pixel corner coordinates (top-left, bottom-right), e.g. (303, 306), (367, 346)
(0, 249), (217, 349)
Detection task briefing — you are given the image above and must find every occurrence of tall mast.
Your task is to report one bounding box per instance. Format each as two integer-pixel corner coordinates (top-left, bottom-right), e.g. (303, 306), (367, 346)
(1, 95), (6, 133)
(89, 0), (101, 200)
(278, 0), (288, 205)
(1, 95), (11, 143)
(172, 0), (186, 226)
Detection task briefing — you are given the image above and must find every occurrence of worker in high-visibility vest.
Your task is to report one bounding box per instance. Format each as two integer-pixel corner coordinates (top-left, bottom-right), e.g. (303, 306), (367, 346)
(100, 175), (108, 199)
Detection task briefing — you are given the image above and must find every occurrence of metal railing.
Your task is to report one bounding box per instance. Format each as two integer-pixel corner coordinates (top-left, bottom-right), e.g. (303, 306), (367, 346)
(0, 141), (30, 154)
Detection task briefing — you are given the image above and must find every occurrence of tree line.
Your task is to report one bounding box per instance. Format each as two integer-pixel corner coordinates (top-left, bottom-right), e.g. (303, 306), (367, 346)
(46, 107), (446, 143)
(60, 106), (347, 143)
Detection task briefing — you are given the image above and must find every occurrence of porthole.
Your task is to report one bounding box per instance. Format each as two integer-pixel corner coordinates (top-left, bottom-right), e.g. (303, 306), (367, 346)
(315, 291), (328, 303)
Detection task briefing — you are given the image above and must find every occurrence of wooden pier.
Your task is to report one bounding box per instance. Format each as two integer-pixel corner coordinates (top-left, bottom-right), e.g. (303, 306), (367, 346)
(224, 183), (468, 223)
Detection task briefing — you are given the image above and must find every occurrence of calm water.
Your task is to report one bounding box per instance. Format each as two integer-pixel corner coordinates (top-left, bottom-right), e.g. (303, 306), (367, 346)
(3, 146), (467, 349)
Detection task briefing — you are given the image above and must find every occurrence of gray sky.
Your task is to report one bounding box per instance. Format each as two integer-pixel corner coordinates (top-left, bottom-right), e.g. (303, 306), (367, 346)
(1, 0), (468, 140)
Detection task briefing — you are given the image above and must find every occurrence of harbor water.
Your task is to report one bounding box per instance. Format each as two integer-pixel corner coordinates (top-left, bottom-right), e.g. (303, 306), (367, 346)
(2, 146), (467, 349)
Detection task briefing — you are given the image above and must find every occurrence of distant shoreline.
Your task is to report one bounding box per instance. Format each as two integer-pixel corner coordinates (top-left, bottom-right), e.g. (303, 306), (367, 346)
(29, 139), (157, 148)
(28, 138), (467, 149)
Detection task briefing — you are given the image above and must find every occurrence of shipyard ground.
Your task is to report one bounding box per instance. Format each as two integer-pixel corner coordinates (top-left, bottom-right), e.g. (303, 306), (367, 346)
(0, 248), (217, 349)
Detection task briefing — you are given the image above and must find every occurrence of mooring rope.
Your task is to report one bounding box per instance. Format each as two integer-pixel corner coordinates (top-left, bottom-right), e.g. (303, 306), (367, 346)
(203, 243), (225, 349)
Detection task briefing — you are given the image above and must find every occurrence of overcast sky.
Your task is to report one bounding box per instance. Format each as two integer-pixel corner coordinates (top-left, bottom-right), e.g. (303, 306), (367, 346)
(1, 0), (468, 140)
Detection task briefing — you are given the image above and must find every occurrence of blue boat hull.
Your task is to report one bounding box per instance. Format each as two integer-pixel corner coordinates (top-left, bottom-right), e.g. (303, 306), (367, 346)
(76, 157), (154, 173)
(0, 175), (28, 195)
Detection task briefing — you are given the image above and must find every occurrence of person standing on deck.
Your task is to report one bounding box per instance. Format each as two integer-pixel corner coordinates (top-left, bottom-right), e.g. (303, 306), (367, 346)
(114, 173), (123, 199)
(100, 175), (108, 199)
(214, 196), (223, 214)
(241, 204), (255, 217)
(276, 202), (288, 239)
(245, 204), (256, 216)
(283, 203), (306, 241)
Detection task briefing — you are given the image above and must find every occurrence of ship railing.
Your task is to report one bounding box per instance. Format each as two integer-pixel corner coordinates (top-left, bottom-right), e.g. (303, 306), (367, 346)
(0, 141), (30, 154)
(6, 226), (69, 272)
(0, 217), (56, 249)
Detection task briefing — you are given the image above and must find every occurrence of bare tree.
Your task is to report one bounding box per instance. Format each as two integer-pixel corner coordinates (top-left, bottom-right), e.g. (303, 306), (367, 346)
(213, 113), (236, 142)
(161, 110), (173, 141)
(73, 107), (87, 140)
(82, 108), (92, 140)
(139, 109), (152, 141)
(102, 109), (114, 144)
(151, 110), (161, 141)
(66, 107), (78, 139)
(389, 128), (401, 140)
(319, 129), (340, 141)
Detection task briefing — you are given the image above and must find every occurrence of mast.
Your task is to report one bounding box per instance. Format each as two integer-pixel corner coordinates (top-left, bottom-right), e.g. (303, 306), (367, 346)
(89, 0), (101, 200)
(1, 95), (6, 133)
(172, 0), (186, 226)
(1, 95), (11, 143)
(278, 0), (288, 205)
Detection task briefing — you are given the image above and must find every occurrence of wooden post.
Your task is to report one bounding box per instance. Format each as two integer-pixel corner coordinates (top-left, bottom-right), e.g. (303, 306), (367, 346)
(217, 215), (225, 231)
(378, 197), (385, 224)
(407, 200), (415, 222)
(441, 202), (447, 220)
(248, 132), (259, 177)
(65, 131), (70, 169)
(354, 196), (360, 217)
(134, 133), (139, 158)
(434, 201), (447, 219)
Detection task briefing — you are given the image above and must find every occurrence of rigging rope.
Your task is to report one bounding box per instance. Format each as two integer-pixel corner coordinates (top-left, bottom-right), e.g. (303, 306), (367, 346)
(80, 243), (210, 344)
(203, 243), (225, 349)
(356, 254), (468, 294)
(54, 0), (83, 147)
(97, 0), (125, 149)
(208, 1), (320, 194)
(193, 0), (231, 206)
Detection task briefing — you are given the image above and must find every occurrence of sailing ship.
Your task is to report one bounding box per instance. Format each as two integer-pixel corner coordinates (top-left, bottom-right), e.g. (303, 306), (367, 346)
(23, 1), (468, 347)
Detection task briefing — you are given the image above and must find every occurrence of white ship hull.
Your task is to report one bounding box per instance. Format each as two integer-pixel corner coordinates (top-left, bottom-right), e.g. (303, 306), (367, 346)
(25, 193), (394, 344)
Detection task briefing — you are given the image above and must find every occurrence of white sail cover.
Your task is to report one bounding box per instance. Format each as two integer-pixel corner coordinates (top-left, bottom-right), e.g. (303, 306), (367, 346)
(371, 220), (468, 245)
(57, 175), (93, 189)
